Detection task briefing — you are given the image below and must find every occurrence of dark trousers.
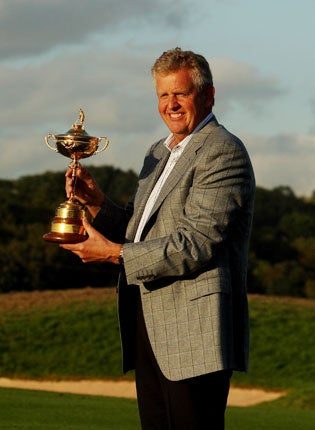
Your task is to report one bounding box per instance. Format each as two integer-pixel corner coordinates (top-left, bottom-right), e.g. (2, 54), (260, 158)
(135, 298), (232, 430)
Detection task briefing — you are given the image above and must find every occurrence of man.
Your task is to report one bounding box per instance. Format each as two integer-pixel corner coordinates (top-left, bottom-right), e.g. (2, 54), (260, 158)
(61, 47), (255, 429)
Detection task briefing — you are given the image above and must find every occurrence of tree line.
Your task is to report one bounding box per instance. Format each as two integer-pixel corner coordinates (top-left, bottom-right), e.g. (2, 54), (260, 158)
(1, 165), (315, 298)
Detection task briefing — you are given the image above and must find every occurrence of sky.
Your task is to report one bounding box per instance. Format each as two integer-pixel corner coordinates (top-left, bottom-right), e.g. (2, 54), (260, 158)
(1, 0), (315, 197)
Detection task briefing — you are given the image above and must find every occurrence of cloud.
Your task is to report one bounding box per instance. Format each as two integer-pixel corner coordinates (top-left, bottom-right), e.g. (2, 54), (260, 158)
(309, 97), (315, 133)
(0, 36), (311, 196)
(0, 45), (165, 179)
(0, 52), (284, 145)
(0, 49), (157, 130)
(243, 132), (315, 196)
(0, 0), (189, 61)
(212, 58), (286, 116)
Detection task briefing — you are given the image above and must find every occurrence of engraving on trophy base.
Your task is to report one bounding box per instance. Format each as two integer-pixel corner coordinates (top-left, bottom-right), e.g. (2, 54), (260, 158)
(43, 217), (88, 243)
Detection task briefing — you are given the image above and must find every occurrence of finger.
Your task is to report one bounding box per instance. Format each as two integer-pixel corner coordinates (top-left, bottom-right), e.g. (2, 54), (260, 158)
(65, 167), (74, 178)
(65, 175), (74, 198)
(76, 166), (91, 180)
(82, 216), (94, 233)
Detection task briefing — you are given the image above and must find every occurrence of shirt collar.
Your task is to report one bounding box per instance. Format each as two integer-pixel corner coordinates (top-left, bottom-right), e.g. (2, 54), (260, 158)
(163, 112), (214, 151)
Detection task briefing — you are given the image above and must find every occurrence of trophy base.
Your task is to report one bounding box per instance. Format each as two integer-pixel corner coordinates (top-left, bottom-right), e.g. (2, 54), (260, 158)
(43, 200), (87, 244)
(43, 231), (87, 244)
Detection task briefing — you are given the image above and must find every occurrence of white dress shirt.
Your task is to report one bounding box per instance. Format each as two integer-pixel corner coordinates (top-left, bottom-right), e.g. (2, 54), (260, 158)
(134, 112), (213, 242)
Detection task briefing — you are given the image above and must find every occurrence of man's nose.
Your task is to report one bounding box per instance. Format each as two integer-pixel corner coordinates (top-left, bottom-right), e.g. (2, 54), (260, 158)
(168, 95), (180, 109)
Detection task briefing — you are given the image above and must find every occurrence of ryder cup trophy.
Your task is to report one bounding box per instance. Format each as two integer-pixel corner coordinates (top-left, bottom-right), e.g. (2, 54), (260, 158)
(43, 109), (109, 244)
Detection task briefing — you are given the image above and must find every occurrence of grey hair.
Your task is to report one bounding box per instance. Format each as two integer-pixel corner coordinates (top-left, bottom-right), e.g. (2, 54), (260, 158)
(151, 47), (213, 92)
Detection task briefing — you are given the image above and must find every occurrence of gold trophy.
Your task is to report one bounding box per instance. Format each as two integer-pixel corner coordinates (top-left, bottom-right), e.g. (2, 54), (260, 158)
(43, 109), (109, 244)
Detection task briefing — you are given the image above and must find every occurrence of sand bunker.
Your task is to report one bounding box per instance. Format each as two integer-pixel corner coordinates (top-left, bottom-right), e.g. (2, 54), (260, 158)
(0, 378), (284, 407)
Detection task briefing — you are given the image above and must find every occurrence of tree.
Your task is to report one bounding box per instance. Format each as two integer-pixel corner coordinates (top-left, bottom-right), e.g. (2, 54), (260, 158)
(2, 169), (315, 298)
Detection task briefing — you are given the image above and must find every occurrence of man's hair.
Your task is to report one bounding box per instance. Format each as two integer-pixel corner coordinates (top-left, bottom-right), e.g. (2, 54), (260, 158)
(151, 47), (213, 92)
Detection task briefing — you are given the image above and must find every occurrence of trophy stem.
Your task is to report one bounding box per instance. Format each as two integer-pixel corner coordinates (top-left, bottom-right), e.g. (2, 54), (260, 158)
(69, 157), (80, 202)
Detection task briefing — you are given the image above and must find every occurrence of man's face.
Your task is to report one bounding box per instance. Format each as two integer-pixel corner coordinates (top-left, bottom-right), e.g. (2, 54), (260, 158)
(155, 68), (214, 144)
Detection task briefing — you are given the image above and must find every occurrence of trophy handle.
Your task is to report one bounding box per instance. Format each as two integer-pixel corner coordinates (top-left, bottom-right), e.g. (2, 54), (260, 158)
(45, 134), (58, 152)
(95, 137), (109, 154)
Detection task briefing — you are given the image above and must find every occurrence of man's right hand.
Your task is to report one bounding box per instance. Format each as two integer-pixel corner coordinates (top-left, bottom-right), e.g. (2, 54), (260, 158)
(65, 165), (105, 218)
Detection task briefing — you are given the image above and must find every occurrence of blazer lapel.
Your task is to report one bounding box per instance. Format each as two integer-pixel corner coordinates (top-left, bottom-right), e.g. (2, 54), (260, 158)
(150, 118), (218, 216)
(128, 117), (219, 241)
(127, 141), (170, 239)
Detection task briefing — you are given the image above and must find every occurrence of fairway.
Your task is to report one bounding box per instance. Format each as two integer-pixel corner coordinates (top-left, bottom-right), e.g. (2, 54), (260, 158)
(1, 387), (315, 430)
(1, 289), (314, 428)
(226, 406), (315, 430)
(0, 387), (141, 430)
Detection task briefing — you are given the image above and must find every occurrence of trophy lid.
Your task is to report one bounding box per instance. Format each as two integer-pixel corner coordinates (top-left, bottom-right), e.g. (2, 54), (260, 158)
(51, 109), (101, 159)
(54, 109), (96, 141)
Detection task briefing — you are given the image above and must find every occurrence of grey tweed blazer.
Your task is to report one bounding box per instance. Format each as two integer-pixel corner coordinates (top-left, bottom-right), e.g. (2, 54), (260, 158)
(94, 115), (255, 381)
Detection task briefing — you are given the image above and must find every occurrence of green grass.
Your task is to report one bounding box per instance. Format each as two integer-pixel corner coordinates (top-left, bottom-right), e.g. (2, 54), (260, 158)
(1, 387), (315, 430)
(0, 387), (141, 430)
(234, 296), (315, 389)
(0, 289), (315, 420)
(0, 297), (123, 379)
(232, 295), (315, 410)
(226, 405), (315, 430)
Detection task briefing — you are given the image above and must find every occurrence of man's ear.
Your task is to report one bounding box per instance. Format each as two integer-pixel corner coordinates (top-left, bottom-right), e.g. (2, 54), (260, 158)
(204, 85), (215, 109)
(205, 85), (215, 108)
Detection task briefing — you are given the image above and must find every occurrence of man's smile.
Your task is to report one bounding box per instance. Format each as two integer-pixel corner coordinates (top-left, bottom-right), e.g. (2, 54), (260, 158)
(169, 112), (185, 119)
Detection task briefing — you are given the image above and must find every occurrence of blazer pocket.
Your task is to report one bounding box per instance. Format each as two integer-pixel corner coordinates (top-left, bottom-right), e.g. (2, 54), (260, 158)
(187, 268), (231, 301)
